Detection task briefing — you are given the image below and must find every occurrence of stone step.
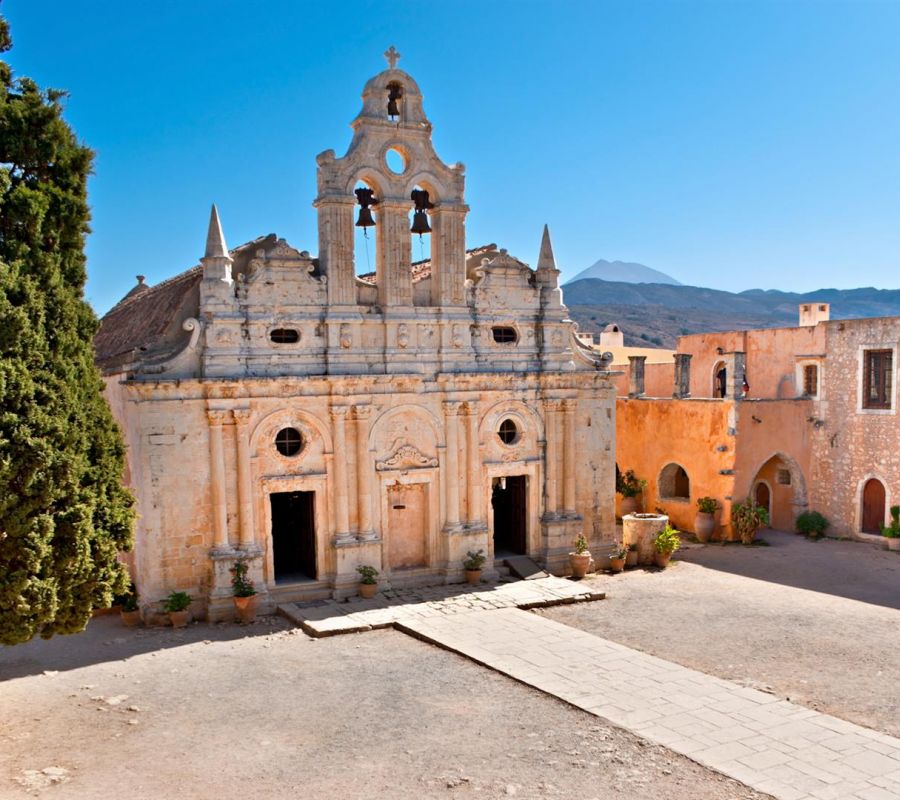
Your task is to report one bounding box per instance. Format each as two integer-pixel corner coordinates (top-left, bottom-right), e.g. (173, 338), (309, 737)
(503, 555), (550, 580)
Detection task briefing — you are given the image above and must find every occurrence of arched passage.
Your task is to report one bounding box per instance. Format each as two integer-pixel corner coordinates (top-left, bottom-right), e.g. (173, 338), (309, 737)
(861, 478), (887, 534)
(713, 360), (727, 398)
(658, 462), (690, 501)
(748, 452), (808, 531)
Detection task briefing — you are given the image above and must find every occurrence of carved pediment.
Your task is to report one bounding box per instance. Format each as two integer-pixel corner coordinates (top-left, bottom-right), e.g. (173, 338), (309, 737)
(376, 443), (438, 471)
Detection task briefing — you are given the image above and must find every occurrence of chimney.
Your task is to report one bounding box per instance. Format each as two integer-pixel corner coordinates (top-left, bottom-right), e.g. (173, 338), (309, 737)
(673, 353), (692, 399)
(628, 356), (646, 398)
(799, 303), (830, 327)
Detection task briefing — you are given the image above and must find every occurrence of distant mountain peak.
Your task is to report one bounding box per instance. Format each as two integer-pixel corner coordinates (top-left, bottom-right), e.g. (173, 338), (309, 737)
(569, 258), (681, 286)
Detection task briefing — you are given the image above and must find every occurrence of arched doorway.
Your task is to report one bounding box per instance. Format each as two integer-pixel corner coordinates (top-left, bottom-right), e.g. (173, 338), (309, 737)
(755, 482), (771, 517)
(862, 478), (886, 534)
(748, 453), (807, 531)
(713, 361), (727, 398)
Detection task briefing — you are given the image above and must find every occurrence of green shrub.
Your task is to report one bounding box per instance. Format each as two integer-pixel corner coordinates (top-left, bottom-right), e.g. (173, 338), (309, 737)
(572, 534), (590, 555)
(356, 565), (379, 584)
(696, 496), (718, 515)
(654, 524), (681, 555)
(882, 506), (900, 539)
(230, 560), (257, 597)
(796, 511), (829, 539)
(616, 470), (647, 498)
(463, 549), (486, 570)
(163, 591), (191, 613)
(732, 498), (770, 544)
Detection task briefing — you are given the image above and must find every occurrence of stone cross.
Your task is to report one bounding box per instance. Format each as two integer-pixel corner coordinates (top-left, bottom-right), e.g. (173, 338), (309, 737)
(384, 46), (401, 70)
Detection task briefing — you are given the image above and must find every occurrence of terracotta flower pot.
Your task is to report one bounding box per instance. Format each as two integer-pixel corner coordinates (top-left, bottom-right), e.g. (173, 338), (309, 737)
(741, 530), (756, 546)
(620, 496), (640, 516)
(625, 549), (639, 568)
(169, 610), (190, 628)
(609, 557), (625, 573)
(465, 569), (482, 585)
(359, 582), (378, 599)
(887, 538), (900, 552)
(120, 609), (142, 628)
(569, 552), (592, 579)
(233, 594), (257, 624)
(694, 512), (716, 543)
(654, 551), (672, 569)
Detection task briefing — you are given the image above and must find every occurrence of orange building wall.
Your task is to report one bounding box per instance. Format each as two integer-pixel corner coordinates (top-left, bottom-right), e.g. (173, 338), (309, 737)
(611, 361), (675, 398)
(678, 326), (825, 400)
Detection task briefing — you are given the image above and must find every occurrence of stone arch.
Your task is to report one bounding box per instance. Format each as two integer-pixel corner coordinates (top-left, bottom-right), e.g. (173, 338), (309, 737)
(658, 462), (691, 501)
(747, 451), (809, 530)
(345, 167), (391, 198)
(753, 478), (773, 518)
(249, 407), (333, 458)
(856, 473), (891, 535)
(368, 403), (444, 454)
(479, 398), (545, 445)
(403, 171), (450, 204)
(712, 360), (727, 398)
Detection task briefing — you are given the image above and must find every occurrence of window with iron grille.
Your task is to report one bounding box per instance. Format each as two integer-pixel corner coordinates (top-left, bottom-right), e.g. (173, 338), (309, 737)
(803, 364), (818, 397)
(492, 326), (517, 344)
(863, 350), (892, 410)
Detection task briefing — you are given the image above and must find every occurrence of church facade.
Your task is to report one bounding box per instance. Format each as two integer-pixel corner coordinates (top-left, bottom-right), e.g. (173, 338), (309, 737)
(95, 52), (616, 620)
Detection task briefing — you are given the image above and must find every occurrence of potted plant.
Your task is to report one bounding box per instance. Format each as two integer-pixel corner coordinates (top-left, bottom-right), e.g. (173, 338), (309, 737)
(625, 542), (639, 568)
(731, 498), (770, 545)
(882, 505), (900, 552)
(163, 591), (192, 628)
(608, 544), (627, 573)
(617, 470), (647, 516)
(569, 534), (592, 579)
(357, 564), (379, 598)
(120, 587), (141, 627)
(462, 549), (487, 585)
(796, 510), (829, 541)
(653, 524), (681, 568)
(694, 497), (718, 543)
(230, 560), (258, 623)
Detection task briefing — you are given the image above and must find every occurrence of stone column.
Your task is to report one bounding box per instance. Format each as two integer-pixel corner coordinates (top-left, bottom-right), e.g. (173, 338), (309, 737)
(207, 409), (231, 552)
(673, 354), (692, 399)
(543, 399), (559, 517)
(443, 401), (461, 529)
(377, 200), (413, 308)
(466, 402), (482, 526)
(724, 352), (747, 400)
(330, 407), (352, 542)
(562, 399), (577, 515)
(315, 196), (356, 306)
(355, 405), (375, 539)
(431, 203), (468, 306)
(628, 356), (646, 398)
(232, 409), (255, 548)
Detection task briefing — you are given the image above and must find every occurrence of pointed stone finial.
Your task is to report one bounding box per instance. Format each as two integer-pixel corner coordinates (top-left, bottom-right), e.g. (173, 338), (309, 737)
(204, 203), (229, 259)
(384, 45), (401, 70)
(537, 224), (556, 271)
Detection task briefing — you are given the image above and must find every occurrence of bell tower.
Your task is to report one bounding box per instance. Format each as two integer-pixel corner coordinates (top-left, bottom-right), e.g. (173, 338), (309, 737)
(313, 48), (468, 311)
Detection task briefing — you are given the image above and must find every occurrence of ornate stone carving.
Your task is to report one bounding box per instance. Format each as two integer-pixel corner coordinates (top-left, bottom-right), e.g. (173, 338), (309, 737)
(206, 409), (231, 425)
(339, 324), (352, 349)
(232, 408), (252, 425)
(376, 443), (438, 471)
(397, 324), (409, 349)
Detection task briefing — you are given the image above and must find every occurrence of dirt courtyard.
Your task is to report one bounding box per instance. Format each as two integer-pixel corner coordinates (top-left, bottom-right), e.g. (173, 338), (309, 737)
(1, 530), (896, 800)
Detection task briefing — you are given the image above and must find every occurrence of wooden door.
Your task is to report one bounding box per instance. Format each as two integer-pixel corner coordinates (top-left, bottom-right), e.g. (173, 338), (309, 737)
(387, 484), (428, 569)
(862, 479), (886, 534)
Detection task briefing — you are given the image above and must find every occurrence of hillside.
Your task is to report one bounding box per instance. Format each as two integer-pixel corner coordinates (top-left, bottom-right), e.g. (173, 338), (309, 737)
(569, 259), (681, 286)
(562, 278), (900, 348)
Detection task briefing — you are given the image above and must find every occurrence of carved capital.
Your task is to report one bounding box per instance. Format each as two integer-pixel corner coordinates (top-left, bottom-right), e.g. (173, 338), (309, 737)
(561, 399), (577, 414)
(232, 408), (252, 425)
(542, 398), (563, 413)
(443, 401), (462, 416)
(353, 405), (373, 420)
(330, 406), (350, 421)
(207, 409), (231, 426)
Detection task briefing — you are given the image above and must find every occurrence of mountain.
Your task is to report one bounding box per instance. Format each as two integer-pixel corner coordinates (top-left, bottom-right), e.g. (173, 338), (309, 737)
(569, 259), (682, 286)
(561, 278), (900, 348)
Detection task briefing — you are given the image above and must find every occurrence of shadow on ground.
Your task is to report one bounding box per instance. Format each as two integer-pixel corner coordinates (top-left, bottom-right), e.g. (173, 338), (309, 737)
(0, 614), (289, 682)
(677, 528), (900, 610)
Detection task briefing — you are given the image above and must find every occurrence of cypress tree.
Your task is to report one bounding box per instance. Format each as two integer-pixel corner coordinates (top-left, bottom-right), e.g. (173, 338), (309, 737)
(0, 15), (134, 644)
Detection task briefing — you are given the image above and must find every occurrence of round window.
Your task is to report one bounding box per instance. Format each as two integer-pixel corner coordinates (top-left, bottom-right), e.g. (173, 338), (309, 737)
(275, 427), (303, 457)
(385, 147), (406, 174)
(498, 418), (519, 445)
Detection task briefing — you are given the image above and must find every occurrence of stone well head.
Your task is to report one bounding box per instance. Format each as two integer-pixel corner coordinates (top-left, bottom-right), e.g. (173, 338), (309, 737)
(622, 513), (669, 566)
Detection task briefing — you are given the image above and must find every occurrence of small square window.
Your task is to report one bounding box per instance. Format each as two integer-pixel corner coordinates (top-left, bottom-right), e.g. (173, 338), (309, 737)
(803, 364), (818, 397)
(776, 469), (791, 486)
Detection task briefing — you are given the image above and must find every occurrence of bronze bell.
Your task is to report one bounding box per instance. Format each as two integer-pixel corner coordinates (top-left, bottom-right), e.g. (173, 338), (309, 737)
(410, 210), (431, 235)
(410, 188), (435, 235)
(356, 207), (376, 228)
(354, 187), (377, 228)
(387, 83), (402, 119)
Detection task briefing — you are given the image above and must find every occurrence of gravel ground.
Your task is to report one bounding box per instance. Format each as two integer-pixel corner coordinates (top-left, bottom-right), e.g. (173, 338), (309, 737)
(540, 529), (900, 737)
(0, 615), (768, 800)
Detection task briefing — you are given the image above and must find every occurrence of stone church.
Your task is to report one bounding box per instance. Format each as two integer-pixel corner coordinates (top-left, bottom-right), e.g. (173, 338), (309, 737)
(95, 50), (616, 619)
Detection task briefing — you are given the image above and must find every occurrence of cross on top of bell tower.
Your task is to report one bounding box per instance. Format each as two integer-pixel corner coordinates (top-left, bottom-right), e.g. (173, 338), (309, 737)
(384, 46), (401, 70)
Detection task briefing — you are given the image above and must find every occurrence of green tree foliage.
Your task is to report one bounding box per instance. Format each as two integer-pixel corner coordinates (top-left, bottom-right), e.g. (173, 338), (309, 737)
(0, 15), (134, 644)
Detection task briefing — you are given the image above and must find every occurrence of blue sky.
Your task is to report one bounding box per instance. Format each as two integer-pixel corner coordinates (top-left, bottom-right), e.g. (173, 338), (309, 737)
(4, 0), (900, 314)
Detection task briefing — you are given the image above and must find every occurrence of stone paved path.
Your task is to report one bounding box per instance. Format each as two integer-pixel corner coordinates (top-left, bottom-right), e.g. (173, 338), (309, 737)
(398, 607), (900, 800)
(278, 576), (605, 637)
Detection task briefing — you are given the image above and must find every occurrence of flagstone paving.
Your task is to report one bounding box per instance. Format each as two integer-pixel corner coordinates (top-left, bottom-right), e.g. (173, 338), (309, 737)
(278, 575), (605, 636)
(397, 607), (900, 800)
